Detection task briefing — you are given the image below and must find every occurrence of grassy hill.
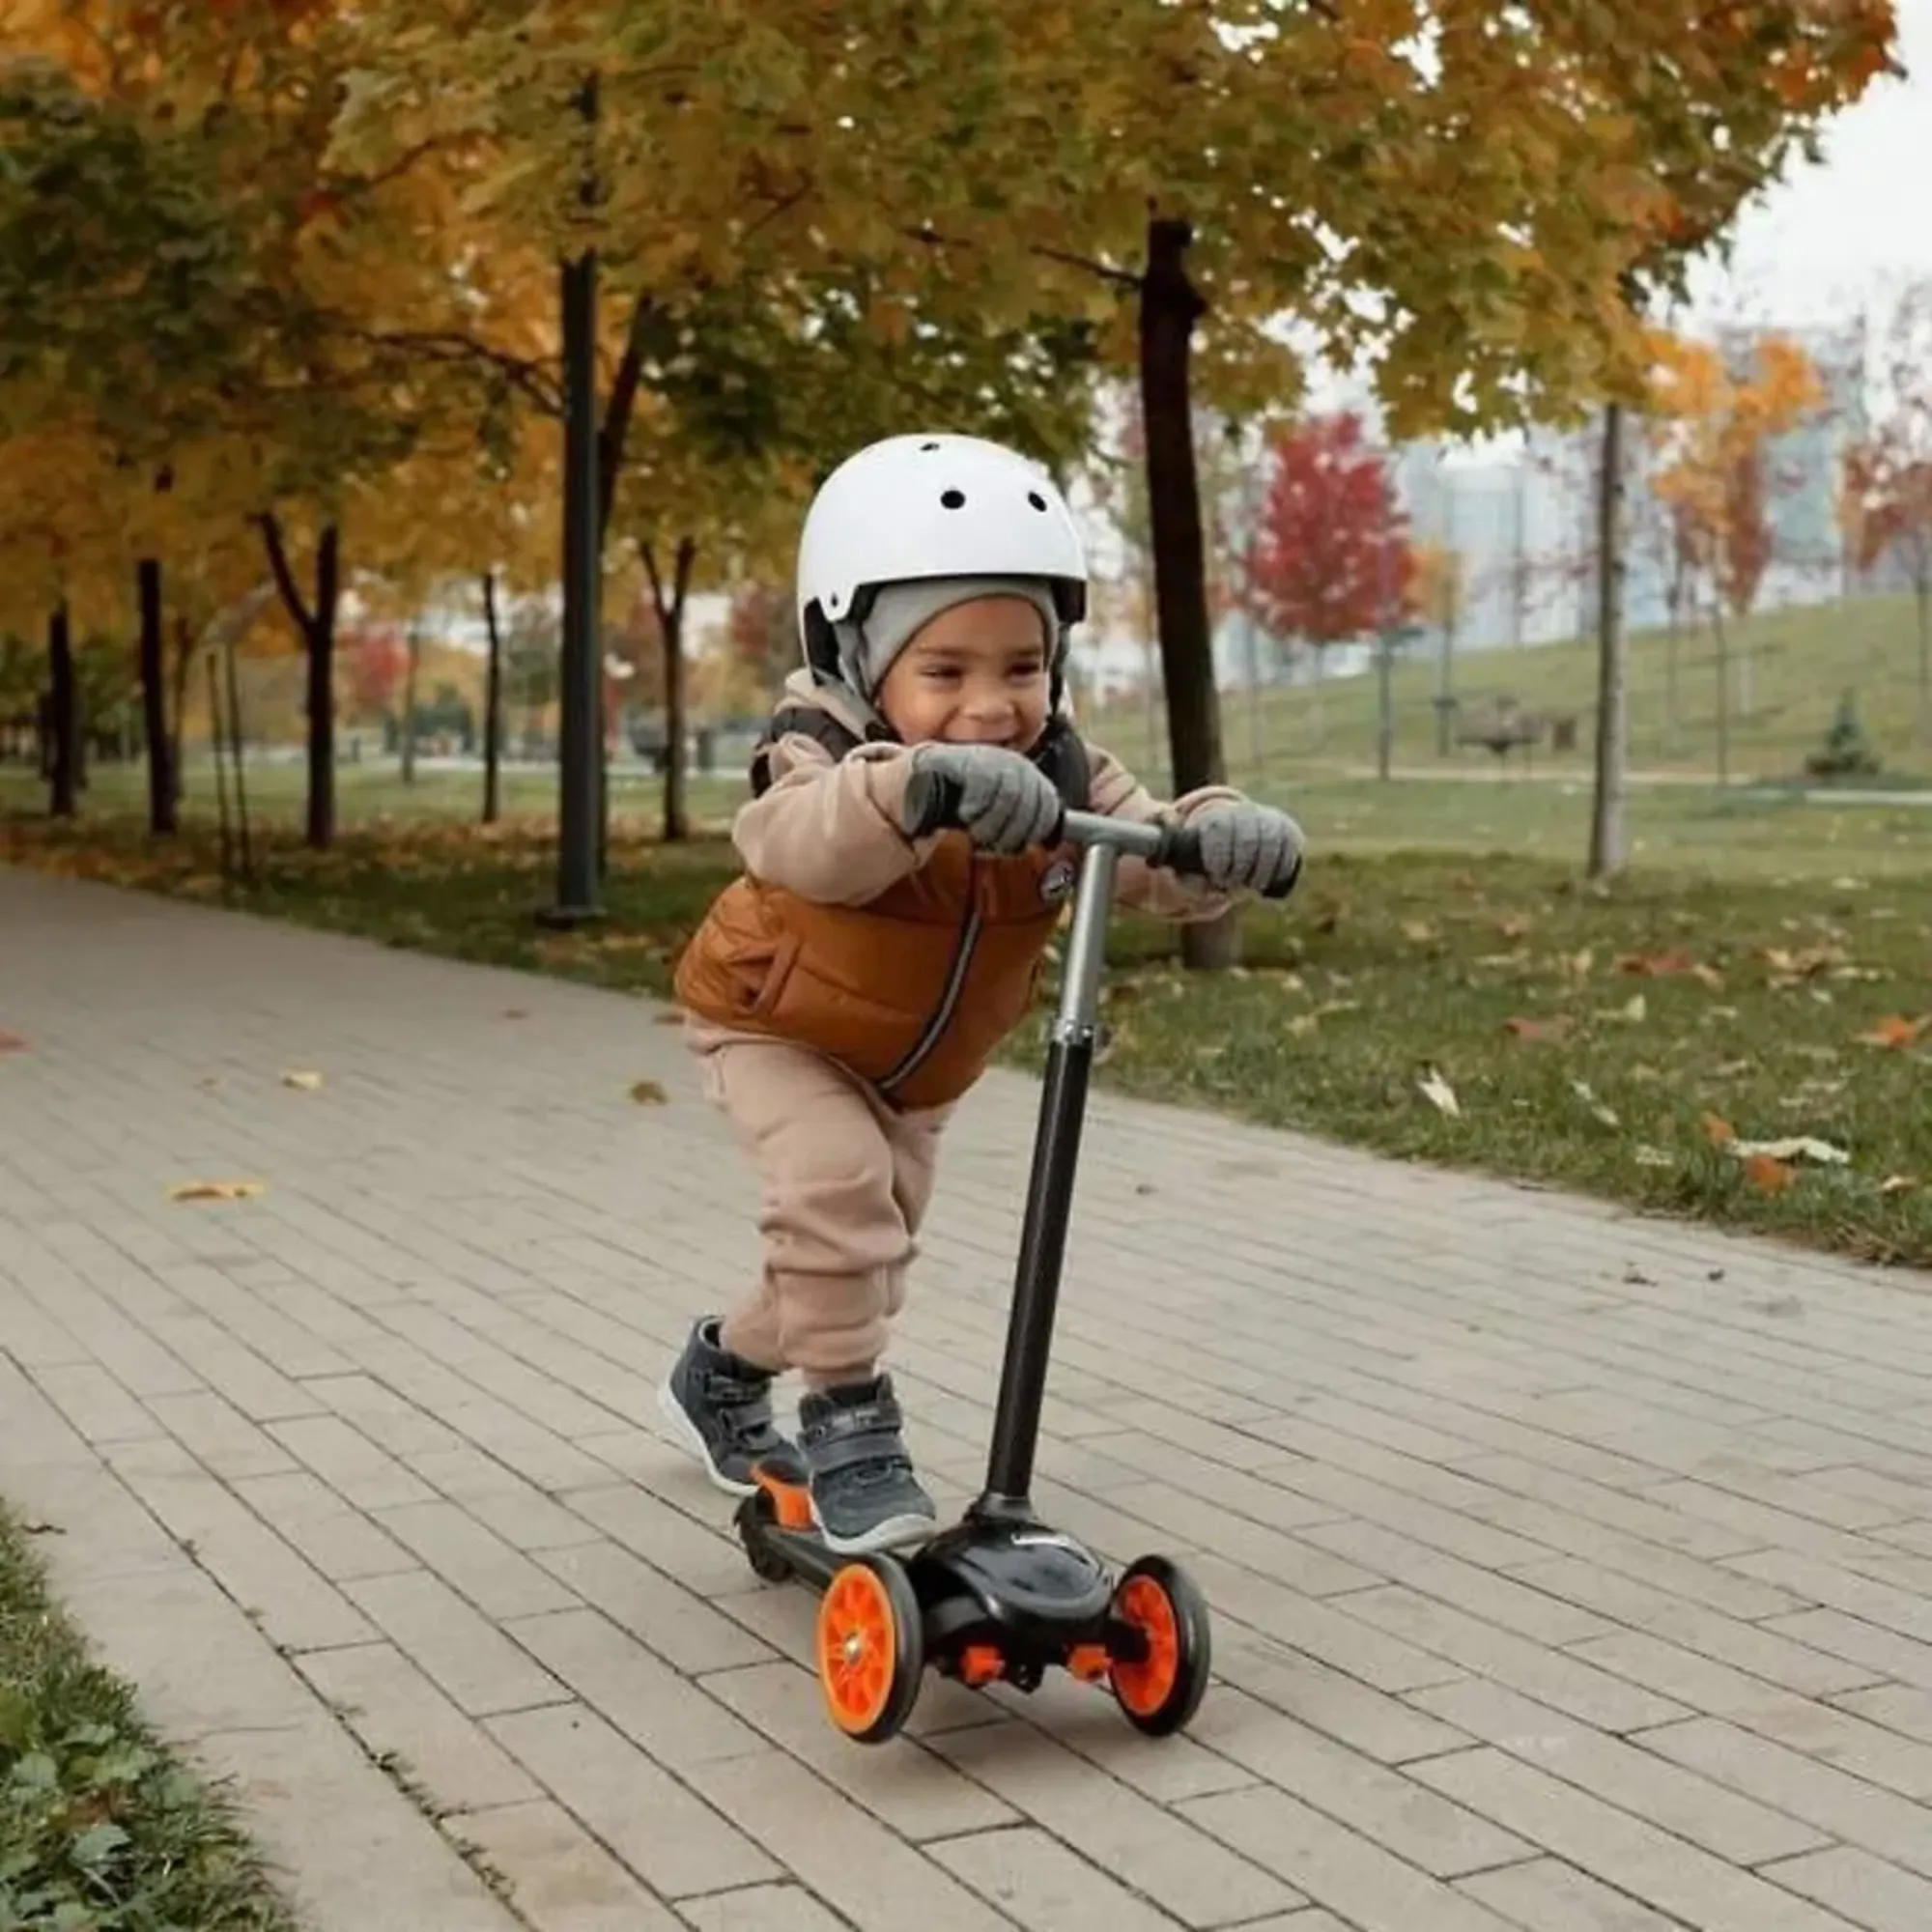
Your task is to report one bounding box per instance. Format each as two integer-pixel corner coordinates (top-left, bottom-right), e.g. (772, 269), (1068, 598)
(1086, 589), (1932, 791)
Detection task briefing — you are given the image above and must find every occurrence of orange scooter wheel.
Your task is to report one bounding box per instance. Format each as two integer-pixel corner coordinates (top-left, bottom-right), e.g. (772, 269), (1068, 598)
(1109, 1555), (1211, 1737)
(816, 1556), (925, 1745)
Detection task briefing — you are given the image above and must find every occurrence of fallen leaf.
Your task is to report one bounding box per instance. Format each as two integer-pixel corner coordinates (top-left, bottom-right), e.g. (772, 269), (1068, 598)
(1571, 1079), (1620, 1127)
(1287, 1013), (1320, 1037)
(1417, 1067), (1461, 1118)
(1744, 1152), (1796, 1194)
(1567, 948), (1596, 980)
(1857, 1014), (1926, 1050)
(1616, 950), (1695, 977)
(168, 1179), (266, 1203)
(20, 1519), (62, 1536)
(501, 1008), (530, 1020)
(1504, 1015), (1572, 1042)
(0, 1029), (28, 1054)
(1880, 1175), (1918, 1196)
(280, 1069), (325, 1092)
(1401, 919), (1438, 943)
(1497, 913), (1533, 940)
(629, 1079), (668, 1104)
(1700, 1112), (1737, 1147)
(1618, 993), (1648, 1023)
(1729, 1136), (1850, 1166)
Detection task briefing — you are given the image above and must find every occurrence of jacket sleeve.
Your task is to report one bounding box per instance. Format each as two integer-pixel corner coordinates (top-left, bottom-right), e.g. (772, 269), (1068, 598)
(730, 732), (936, 906)
(1084, 740), (1247, 922)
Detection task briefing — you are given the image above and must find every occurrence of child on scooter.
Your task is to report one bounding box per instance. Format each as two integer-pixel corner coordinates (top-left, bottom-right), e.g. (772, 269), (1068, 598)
(663, 433), (1304, 1555)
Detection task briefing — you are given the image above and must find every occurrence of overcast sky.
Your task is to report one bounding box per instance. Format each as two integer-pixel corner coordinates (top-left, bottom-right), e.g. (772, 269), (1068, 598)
(1686, 0), (1932, 328)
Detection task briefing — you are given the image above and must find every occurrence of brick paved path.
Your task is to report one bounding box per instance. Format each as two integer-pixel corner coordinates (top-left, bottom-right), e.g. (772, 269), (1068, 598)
(6, 866), (1932, 1931)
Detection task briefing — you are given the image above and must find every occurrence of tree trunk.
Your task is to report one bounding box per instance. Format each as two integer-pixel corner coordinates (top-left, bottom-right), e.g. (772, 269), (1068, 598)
(1663, 603), (1682, 760)
(1435, 611), (1457, 758)
(1308, 645), (1326, 747)
(1712, 604), (1731, 789)
(642, 536), (697, 843)
(1917, 576), (1930, 749)
(1138, 214), (1236, 971)
(137, 557), (176, 835)
(1588, 402), (1630, 878)
(482, 571), (504, 824)
(258, 514), (341, 849)
(169, 612), (193, 805)
(1375, 635), (1395, 781)
(401, 626), (420, 783)
(46, 605), (78, 817)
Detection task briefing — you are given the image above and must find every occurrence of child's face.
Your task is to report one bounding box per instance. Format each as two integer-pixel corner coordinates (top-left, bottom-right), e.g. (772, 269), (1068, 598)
(874, 595), (1052, 750)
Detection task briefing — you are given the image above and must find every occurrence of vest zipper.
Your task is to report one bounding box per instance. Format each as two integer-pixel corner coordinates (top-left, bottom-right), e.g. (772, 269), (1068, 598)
(877, 861), (982, 1096)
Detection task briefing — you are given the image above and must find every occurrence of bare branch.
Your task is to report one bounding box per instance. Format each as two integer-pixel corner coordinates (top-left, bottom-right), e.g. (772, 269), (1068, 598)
(255, 512), (315, 639)
(346, 327), (564, 415)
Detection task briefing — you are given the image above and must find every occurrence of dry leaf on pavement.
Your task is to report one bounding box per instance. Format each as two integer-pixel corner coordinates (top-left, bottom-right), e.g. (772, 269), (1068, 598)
(168, 1179), (266, 1203)
(629, 1079), (668, 1104)
(0, 1030), (28, 1054)
(280, 1069), (325, 1091)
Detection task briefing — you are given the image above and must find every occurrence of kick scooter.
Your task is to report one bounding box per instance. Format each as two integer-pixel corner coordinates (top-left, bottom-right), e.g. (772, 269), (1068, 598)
(734, 801), (1283, 1745)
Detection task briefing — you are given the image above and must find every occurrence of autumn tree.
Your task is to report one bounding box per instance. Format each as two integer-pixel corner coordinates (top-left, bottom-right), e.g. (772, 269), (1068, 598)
(1649, 330), (1825, 784)
(1247, 412), (1413, 749)
(1408, 541), (1469, 757)
(1844, 281), (1932, 746)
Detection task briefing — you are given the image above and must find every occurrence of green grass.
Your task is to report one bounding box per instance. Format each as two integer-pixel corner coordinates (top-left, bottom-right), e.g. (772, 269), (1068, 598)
(1088, 588), (1932, 787)
(6, 783), (1927, 1266)
(0, 1503), (296, 1931)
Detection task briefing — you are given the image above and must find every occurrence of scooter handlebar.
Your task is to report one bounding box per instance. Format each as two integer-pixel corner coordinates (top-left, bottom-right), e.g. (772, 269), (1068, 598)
(905, 776), (1294, 901)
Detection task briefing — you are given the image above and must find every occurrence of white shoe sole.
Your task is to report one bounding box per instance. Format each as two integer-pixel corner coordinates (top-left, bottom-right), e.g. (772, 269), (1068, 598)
(656, 1377), (758, 1499)
(812, 1505), (939, 1557)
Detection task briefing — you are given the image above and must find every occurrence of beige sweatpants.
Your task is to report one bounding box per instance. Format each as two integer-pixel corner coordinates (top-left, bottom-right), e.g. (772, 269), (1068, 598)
(692, 1027), (951, 1385)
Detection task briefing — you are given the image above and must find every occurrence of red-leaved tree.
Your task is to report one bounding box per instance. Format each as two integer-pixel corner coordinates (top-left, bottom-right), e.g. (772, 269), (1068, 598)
(343, 626), (407, 725)
(1844, 282), (1932, 747)
(1245, 411), (1413, 745)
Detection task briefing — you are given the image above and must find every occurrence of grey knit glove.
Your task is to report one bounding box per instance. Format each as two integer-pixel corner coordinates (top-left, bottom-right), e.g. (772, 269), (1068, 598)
(1191, 802), (1305, 896)
(900, 743), (1064, 854)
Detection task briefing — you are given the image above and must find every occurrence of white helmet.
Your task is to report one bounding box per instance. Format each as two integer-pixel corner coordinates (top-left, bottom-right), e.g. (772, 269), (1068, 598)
(794, 434), (1088, 688)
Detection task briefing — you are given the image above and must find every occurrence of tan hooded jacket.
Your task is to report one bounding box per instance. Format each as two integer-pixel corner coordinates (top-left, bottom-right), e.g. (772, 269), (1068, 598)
(673, 672), (1244, 1109)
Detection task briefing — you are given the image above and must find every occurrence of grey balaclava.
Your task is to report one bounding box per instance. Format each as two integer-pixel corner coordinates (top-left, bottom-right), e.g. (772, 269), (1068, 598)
(831, 575), (1063, 703)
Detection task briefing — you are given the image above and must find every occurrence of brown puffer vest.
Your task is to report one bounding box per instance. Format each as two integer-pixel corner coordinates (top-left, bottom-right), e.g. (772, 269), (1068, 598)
(673, 705), (1090, 1110)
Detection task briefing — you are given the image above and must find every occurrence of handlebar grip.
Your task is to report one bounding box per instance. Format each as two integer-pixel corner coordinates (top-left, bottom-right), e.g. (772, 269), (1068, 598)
(1156, 821), (1301, 899)
(1154, 821), (1207, 877)
(902, 765), (966, 838)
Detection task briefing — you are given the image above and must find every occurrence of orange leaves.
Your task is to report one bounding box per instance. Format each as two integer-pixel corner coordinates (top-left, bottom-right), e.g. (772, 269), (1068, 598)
(1617, 950), (1724, 989)
(1858, 1013), (1928, 1050)
(1503, 1014), (1572, 1043)
(1744, 1152), (1796, 1195)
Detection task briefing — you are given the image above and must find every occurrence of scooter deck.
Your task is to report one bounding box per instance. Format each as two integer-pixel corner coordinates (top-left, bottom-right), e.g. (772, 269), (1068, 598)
(740, 1451), (1146, 1690)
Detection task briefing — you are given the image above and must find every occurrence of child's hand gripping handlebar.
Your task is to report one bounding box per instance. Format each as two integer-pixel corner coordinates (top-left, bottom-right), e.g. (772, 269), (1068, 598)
(903, 754), (1299, 903)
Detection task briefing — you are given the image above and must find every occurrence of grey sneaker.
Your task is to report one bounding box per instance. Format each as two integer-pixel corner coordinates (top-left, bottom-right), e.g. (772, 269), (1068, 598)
(658, 1318), (790, 1496)
(798, 1374), (938, 1555)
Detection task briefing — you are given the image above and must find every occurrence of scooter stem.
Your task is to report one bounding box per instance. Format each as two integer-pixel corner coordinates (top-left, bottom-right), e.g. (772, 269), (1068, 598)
(978, 834), (1120, 1511)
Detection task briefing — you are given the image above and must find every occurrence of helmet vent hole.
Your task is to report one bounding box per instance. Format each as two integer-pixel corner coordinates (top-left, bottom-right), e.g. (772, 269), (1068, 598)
(1028, 491), (1048, 511)
(940, 488), (966, 509)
